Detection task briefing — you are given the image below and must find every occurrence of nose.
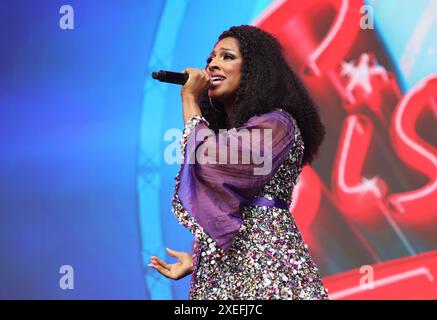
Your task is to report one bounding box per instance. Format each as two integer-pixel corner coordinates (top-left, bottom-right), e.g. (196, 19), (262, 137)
(207, 64), (220, 74)
(207, 57), (220, 71)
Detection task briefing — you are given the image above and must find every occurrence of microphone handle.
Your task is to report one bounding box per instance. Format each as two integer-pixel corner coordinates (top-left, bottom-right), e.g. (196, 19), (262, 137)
(151, 70), (188, 85)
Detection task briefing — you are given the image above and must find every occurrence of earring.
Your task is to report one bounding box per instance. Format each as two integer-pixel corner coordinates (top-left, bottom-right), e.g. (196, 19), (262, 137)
(209, 96), (220, 112)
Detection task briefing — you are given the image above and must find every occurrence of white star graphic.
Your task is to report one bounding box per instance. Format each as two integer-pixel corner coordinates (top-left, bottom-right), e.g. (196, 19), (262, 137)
(341, 53), (389, 98)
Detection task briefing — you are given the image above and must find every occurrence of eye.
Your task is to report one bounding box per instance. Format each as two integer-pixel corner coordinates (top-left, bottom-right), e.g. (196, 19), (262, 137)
(206, 53), (235, 65)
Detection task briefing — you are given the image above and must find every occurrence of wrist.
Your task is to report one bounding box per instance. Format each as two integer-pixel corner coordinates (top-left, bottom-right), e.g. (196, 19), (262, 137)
(187, 256), (194, 275)
(181, 91), (197, 100)
(181, 94), (202, 124)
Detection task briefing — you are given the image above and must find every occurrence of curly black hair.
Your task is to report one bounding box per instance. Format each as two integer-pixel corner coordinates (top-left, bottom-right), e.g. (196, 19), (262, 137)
(198, 25), (325, 166)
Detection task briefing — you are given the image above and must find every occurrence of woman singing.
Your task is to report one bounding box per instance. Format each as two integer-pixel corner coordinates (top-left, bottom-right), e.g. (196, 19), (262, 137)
(148, 25), (329, 300)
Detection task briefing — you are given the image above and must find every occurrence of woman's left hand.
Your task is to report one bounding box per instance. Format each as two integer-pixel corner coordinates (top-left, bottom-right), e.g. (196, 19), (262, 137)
(148, 247), (193, 280)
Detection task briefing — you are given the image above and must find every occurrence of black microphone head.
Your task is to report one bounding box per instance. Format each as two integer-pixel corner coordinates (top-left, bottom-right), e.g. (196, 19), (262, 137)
(151, 70), (187, 85)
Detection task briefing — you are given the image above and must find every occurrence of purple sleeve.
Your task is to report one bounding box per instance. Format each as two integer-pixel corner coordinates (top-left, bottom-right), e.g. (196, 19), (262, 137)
(178, 110), (296, 252)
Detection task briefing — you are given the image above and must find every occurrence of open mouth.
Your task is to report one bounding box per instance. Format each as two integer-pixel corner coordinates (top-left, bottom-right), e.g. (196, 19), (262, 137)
(211, 76), (226, 87)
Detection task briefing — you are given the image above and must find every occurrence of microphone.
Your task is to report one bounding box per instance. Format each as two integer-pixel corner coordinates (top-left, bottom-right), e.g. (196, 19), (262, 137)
(151, 70), (188, 85)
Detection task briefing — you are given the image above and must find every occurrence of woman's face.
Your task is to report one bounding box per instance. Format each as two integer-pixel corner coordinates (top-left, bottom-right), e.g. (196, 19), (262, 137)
(206, 37), (243, 104)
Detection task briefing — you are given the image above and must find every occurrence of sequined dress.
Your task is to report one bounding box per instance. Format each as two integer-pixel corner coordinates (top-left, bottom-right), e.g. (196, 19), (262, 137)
(171, 109), (329, 300)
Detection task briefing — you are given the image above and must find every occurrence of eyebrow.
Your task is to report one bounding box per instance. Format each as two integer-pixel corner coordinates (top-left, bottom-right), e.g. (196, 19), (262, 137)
(209, 48), (236, 55)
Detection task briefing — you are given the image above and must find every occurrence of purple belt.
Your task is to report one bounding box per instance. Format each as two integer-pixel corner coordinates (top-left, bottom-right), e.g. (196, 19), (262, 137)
(245, 197), (290, 210)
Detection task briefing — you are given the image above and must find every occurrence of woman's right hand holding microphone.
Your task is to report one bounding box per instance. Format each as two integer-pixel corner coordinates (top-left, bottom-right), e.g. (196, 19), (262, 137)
(180, 67), (212, 99)
(180, 68), (212, 124)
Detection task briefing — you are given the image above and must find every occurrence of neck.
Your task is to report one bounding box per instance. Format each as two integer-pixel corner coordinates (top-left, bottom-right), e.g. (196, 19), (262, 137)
(224, 102), (235, 129)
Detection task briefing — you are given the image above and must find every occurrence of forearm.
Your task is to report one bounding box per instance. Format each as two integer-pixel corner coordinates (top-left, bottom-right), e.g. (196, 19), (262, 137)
(181, 93), (202, 125)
